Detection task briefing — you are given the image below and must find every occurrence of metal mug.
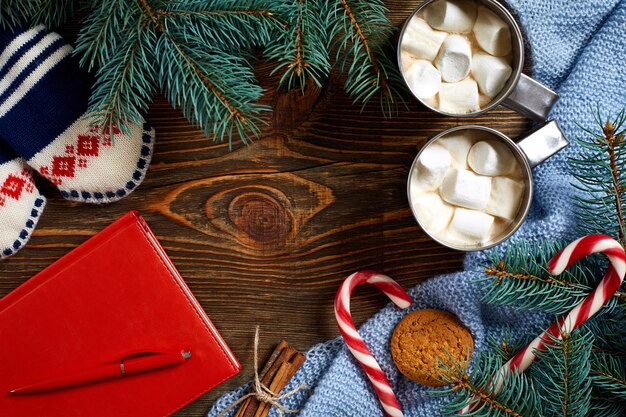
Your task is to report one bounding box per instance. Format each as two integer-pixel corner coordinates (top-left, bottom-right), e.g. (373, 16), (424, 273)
(397, 0), (558, 121)
(407, 120), (568, 251)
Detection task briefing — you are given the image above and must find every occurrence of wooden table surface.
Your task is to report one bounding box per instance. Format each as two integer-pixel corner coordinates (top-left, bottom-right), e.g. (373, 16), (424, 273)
(0, 2), (532, 416)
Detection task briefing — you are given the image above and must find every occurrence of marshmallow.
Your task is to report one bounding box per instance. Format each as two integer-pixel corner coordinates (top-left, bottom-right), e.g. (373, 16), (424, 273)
(471, 52), (512, 98)
(479, 94), (492, 108)
(424, 0), (477, 33)
(411, 192), (455, 233)
(440, 168), (491, 210)
(473, 6), (512, 56)
(448, 208), (495, 243)
(413, 144), (452, 191)
(422, 94), (439, 109)
(405, 60), (442, 99)
(508, 159), (524, 180)
(485, 177), (525, 220)
(438, 133), (475, 168)
(401, 17), (447, 61)
(400, 50), (418, 73)
(467, 140), (516, 176)
(490, 218), (513, 240)
(438, 78), (480, 114)
(434, 35), (472, 83)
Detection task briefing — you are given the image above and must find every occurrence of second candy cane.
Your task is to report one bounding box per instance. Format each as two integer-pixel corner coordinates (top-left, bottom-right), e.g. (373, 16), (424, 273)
(462, 234), (626, 413)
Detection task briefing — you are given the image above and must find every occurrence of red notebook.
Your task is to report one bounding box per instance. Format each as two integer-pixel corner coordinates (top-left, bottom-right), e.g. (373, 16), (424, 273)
(0, 211), (241, 417)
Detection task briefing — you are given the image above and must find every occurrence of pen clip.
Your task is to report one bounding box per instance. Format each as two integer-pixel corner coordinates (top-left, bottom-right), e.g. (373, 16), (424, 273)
(103, 350), (169, 364)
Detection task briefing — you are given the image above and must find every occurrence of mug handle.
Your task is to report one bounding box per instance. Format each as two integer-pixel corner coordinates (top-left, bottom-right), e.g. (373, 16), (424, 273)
(503, 74), (559, 121)
(517, 120), (569, 168)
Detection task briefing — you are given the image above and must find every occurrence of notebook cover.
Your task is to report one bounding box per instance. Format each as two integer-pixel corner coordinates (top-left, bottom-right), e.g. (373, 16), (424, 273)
(0, 211), (241, 417)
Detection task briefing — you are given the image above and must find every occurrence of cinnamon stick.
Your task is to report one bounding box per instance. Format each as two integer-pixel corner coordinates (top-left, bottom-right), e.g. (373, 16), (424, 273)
(240, 347), (298, 417)
(234, 340), (306, 417)
(234, 341), (288, 417)
(253, 352), (307, 417)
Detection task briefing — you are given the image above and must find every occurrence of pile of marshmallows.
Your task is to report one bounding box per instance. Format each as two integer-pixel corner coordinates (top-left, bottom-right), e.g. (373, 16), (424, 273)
(410, 131), (525, 246)
(401, 0), (513, 114)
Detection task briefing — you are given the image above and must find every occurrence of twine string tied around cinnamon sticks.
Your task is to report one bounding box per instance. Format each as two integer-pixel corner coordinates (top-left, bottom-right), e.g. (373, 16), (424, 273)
(217, 327), (309, 417)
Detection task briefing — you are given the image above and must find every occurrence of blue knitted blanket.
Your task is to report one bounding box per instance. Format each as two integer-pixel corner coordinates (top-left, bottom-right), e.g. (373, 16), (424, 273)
(208, 1), (626, 416)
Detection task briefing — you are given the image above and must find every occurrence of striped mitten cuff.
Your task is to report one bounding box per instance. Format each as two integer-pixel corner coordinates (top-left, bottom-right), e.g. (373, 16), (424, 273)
(0, 25), (154, 204)
(0, 142), (45, 259)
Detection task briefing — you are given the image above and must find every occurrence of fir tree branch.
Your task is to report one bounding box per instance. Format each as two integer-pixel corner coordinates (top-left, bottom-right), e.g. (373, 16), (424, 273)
(594, 371), (626, 389)
(266, 0), (331, 91)
(591, 353), (626, 400)
(570, 108), (626, 245)
(0, 0), (73, 29)
(0, 0), (34, 29)
(87, 24), (157, 135)
(145, 0), (266, 139)
(479, 240), (619, 315)
(450, 378), (525, 417)
(328, 0), (405, 116)
(159, 0), (285, 49)
(74, 0), (140, 71)
(489, 332), (535, 363)
(485, 261), (578, 288)
(156, 30), (268, 145)
(433, 352), (542, 417)
(337, 0), (386, 89)
(30, 0), (74, 28)
(588, 399), (626, 417)
(529, 328), (593, 417)
(603, 121), (626, 243)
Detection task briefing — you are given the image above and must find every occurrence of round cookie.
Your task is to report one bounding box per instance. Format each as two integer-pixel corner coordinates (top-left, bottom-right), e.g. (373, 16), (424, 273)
(391, 309), (473, 386)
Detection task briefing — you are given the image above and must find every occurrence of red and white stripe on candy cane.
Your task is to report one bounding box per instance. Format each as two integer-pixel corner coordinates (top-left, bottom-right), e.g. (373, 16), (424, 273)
(335, 271), (412, 417)
(462, 234), (626, 414)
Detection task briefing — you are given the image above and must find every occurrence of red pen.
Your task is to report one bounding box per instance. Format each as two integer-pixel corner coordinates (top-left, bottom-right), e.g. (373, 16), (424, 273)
(9, 350), (191, 395)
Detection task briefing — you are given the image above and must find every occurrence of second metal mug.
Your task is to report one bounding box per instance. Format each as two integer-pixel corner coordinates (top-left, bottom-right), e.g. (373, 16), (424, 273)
(407, 120), (568, 251)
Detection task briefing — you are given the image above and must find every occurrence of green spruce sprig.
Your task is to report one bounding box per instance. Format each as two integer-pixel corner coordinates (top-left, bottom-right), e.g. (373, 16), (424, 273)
(570, 108), (626, 245)
(433, 351), (542, 417)
(590, 352), (626, 400)
(75, 1), (157, 136)
(478, 240), (622, 315)
(529, 328), (593, 417)
(488, 332), (535, 363)
(265, 0), (331, 91)
(587, 399), (626, 417)
(74, 0), (278, 144)
(0, 0), (405, 145)
(0, 0), (74, 29)
(329, 0), (404, 117)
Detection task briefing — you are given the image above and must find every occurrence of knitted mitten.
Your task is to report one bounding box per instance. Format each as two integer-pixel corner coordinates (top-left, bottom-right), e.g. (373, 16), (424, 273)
(0, 25), (154, 204)
(0, 142), (45, 259)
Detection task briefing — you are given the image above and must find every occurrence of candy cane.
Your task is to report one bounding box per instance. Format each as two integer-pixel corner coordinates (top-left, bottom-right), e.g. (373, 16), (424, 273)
(461, 234), (626, 413)
(335, 271), (412, 417)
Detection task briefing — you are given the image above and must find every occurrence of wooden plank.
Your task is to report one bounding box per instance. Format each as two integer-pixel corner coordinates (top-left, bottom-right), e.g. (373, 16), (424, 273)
(0, 1), (532, 415)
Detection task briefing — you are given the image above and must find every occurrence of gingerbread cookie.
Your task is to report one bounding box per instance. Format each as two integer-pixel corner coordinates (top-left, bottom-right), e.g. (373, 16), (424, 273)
(391, 309), (473, 386)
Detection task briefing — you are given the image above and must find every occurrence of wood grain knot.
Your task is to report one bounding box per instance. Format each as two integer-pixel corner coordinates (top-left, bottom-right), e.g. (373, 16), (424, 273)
(229, 192), (292, 244)
(154, 172), (334, 255)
